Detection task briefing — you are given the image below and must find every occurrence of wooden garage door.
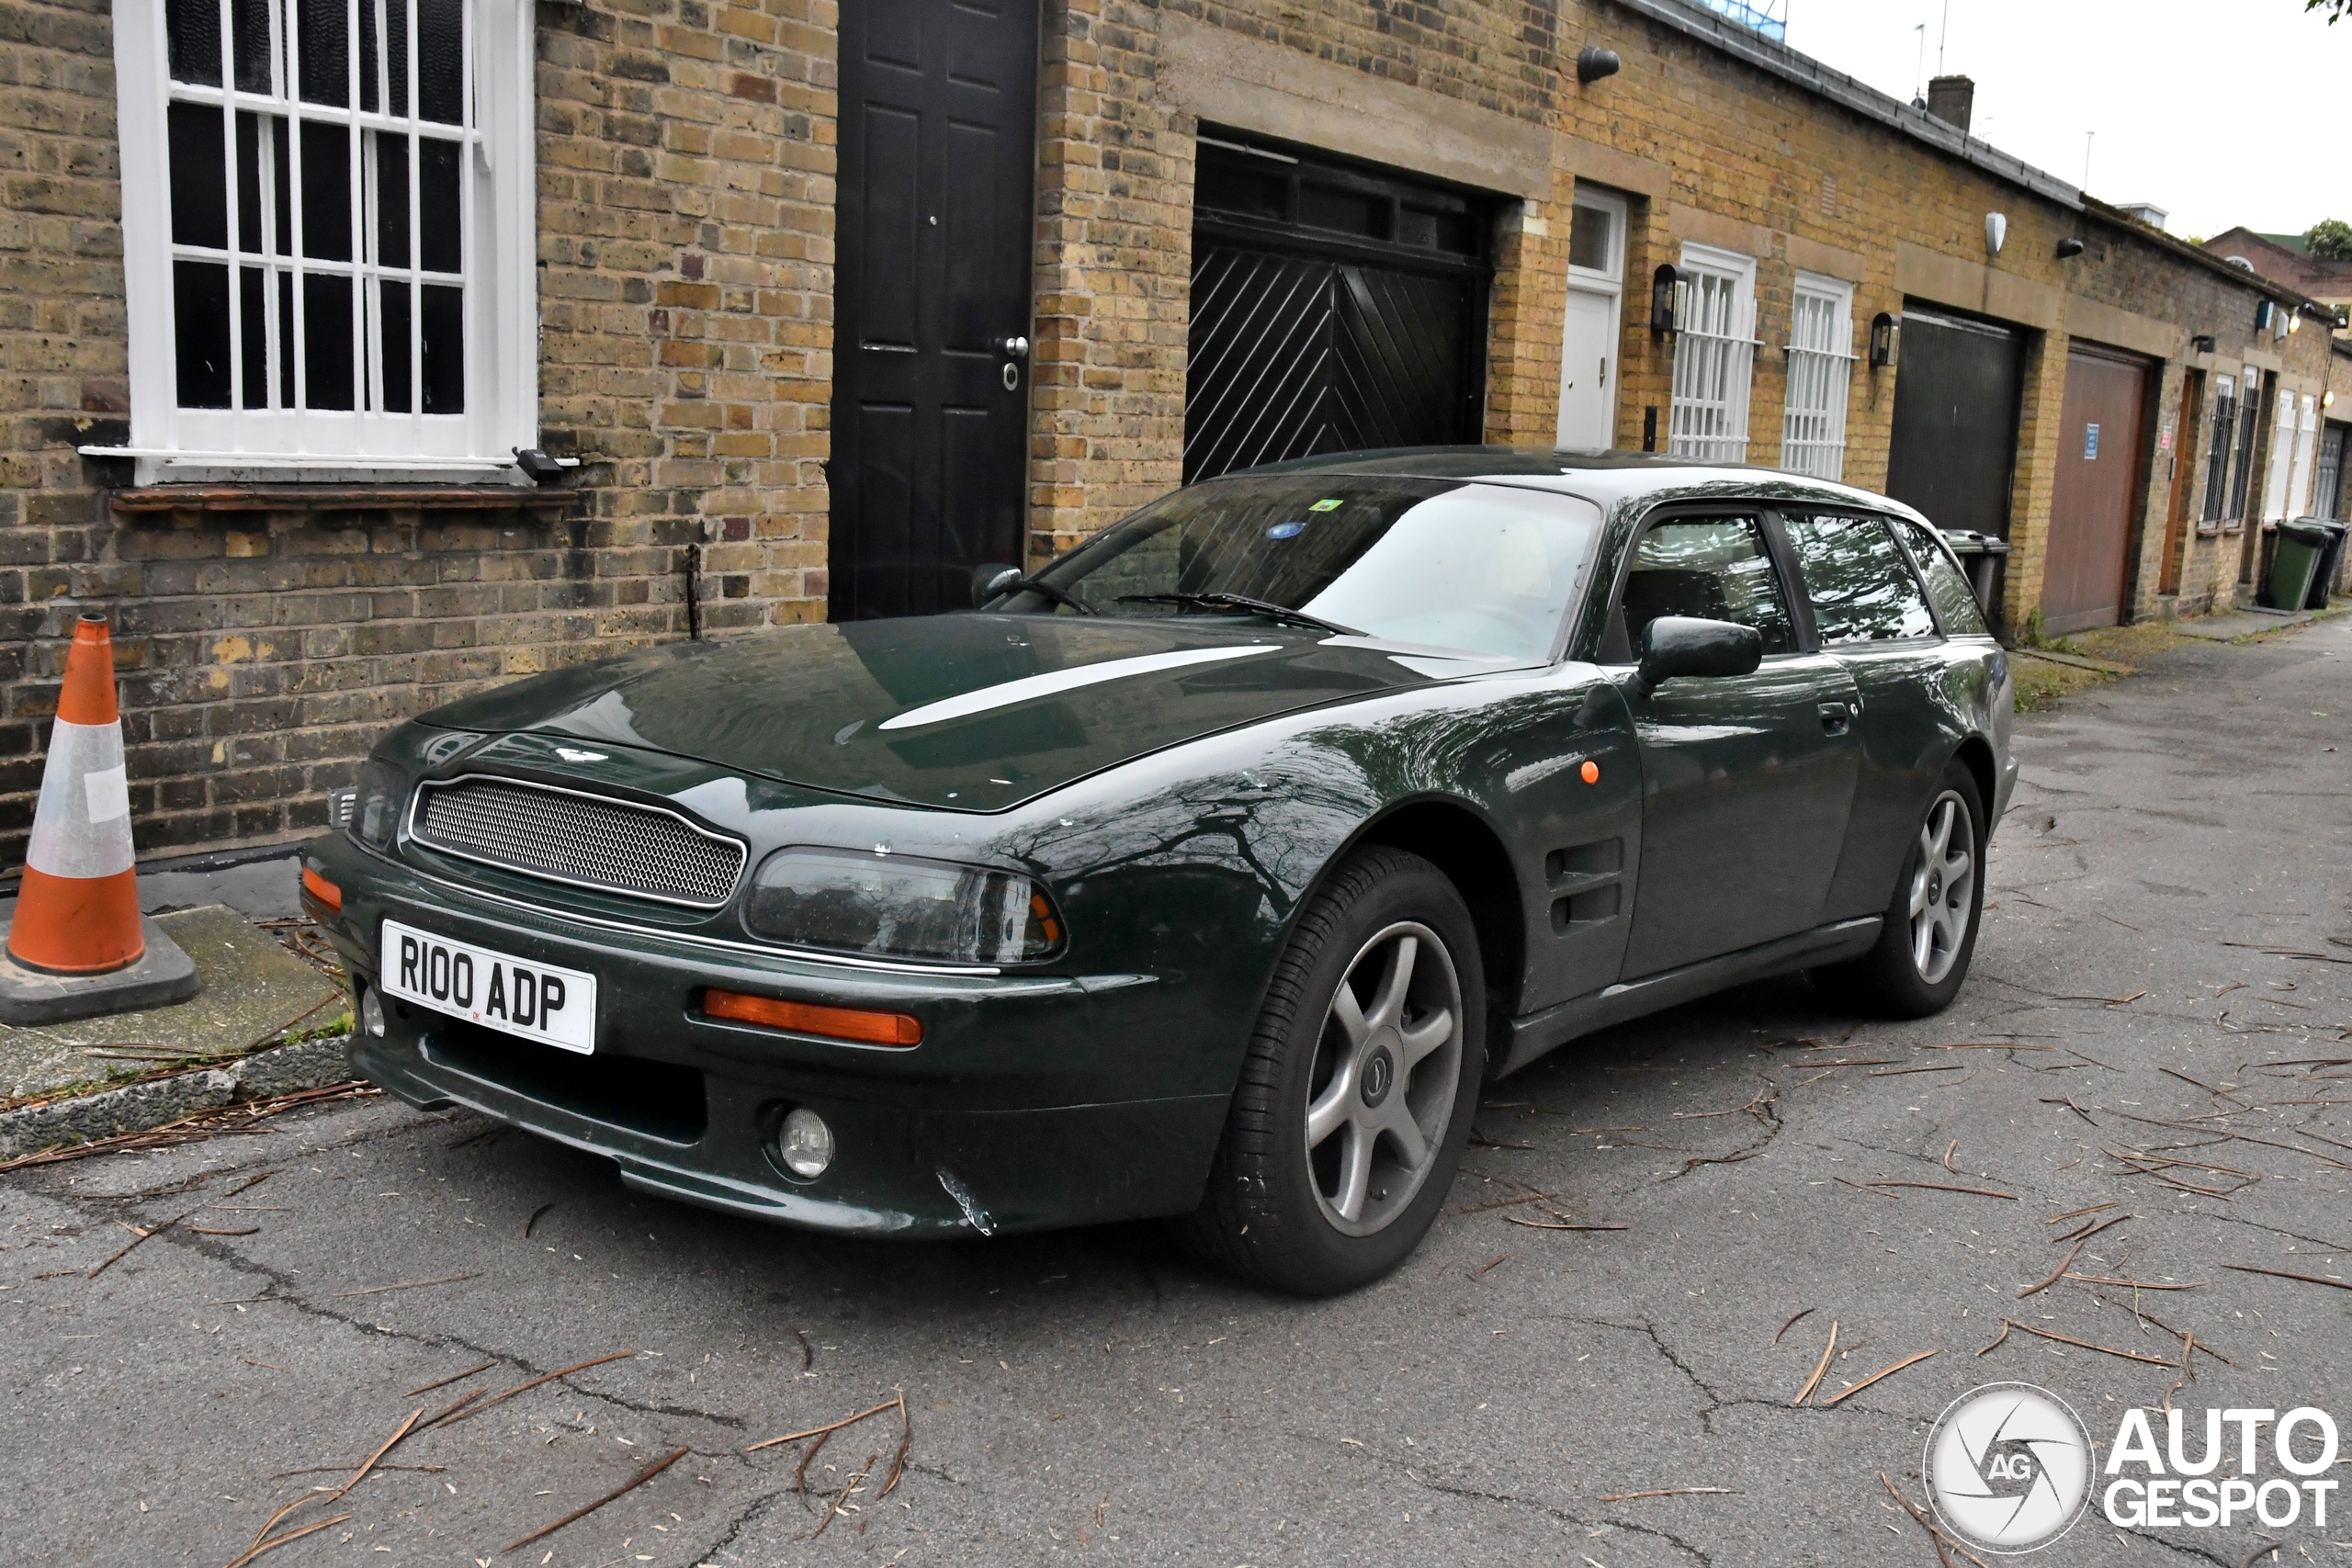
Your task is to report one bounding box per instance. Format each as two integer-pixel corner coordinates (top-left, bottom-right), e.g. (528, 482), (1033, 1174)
(2041, 344), (2152, 634)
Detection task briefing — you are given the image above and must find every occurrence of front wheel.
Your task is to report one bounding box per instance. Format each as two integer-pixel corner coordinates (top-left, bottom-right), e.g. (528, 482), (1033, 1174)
(1178, 847), (1485, 1295)
(1819, 759), (1985, 1017)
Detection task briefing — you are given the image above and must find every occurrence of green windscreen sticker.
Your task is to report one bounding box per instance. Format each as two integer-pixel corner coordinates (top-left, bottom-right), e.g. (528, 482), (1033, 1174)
(1307, 498), (1343, 512)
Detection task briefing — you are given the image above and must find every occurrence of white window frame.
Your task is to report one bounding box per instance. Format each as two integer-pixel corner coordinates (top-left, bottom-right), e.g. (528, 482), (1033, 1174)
(2284, 391), (2319, 519)
(1555, 187), (1626, 450)
(2263, 380), (2301, 523)
(1780, 270), (1854, 480)
(103, 0), (537, 484)
(1667, 243), (1758, 463)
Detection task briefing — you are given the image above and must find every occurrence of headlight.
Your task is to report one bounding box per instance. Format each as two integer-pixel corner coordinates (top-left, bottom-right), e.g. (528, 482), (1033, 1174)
(743, 848), (1065, 964)
(353, 757), (406, 850)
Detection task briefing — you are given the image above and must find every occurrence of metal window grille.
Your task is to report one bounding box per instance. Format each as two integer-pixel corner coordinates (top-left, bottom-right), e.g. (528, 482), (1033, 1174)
(1780, 287), (1852, 480)
(160, 0), (472, 430)
(2286, 395), (2318, 518)
(1668, 269), (1755, 462)
(2228, 373), (2265, 523)
(2314, 426), (2345, 523)
(2202, 378), (2235, 525)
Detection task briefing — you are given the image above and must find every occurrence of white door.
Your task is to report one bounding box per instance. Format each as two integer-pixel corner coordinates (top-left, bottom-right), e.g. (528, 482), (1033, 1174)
(1556, 287), (1617, 450)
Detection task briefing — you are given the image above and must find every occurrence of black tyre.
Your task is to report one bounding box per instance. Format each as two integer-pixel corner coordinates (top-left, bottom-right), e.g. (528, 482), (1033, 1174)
(1821, 758), (1985, 1018)
(1178, 846), (1486, 1295)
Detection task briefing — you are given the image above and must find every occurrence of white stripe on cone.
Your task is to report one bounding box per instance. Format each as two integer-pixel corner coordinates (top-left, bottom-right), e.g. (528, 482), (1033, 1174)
(26, 717), (135, 881)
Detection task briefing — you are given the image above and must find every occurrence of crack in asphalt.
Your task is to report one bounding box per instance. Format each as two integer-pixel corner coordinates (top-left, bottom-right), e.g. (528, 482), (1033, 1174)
(1295, 1430), (1716, 1566)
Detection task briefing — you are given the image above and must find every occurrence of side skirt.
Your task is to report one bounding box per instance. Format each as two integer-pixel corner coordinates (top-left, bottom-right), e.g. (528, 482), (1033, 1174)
(1493, 916), (1882, 1077)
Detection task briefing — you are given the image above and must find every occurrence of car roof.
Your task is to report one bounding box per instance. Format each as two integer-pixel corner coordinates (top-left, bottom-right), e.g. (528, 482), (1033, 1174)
(1231, 445), (1938, 529)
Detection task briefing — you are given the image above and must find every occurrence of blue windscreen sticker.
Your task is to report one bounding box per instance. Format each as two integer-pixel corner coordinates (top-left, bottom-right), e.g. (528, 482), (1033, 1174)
(1266, 521), (1306, 539)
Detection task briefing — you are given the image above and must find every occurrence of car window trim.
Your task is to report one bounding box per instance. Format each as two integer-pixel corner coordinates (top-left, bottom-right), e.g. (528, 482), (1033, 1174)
(1880, 511), (1987, 640)
(1770, 504), (1948, 649)
(1589, 499), (1814, 665)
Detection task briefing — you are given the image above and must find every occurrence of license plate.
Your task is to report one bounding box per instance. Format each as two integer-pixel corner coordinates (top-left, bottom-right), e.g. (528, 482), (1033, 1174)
(379, 919), (598, 1055)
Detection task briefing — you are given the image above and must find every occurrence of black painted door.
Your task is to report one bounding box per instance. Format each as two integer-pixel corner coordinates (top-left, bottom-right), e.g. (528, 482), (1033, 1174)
(1184, 131), (1493, 483)
(830, 0), (1038, 621)
(1884, 305), (2026, 540)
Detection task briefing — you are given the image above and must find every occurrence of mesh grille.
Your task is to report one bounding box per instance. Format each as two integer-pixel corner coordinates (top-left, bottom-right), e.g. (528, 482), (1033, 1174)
(414, 778), (744, 906)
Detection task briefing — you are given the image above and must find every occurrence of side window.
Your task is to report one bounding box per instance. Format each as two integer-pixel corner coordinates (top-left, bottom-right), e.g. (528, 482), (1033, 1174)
(1888, 517), (1990, 635)
(1782, 513), (1938, 643)
(1614, 515), (1796, 657)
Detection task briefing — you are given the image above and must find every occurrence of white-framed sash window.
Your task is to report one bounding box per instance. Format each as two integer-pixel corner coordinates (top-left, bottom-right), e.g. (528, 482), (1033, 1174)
(1667, 243), (1757, 463)
(105, 0), (537, 483)
(2277, 389), (2314, 522)
(1780, 271), (1854, 480)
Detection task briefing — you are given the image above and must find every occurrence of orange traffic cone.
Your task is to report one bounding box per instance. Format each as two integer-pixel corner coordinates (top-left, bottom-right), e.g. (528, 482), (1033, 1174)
(8, 614), (144, 973)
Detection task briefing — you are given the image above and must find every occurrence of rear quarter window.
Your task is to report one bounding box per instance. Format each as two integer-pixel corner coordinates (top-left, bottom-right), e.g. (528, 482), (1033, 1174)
(1782, 513), (1938, 643)
(1889, 517), (1992, 636)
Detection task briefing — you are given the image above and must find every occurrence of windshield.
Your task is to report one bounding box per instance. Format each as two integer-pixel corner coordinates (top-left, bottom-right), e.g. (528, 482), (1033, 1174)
(1001, 475), (1604, 664)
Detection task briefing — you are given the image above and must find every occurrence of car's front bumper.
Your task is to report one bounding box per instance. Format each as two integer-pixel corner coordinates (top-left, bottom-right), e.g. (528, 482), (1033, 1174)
(307, 833), (1227, 1237)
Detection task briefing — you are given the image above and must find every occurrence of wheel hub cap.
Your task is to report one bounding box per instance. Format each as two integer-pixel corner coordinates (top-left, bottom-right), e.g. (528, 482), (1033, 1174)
(1361, 1043), (1396, 1107)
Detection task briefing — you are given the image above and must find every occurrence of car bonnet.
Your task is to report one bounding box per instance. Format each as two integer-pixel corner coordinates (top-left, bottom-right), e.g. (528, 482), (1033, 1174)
(414, 614), (1489, 812)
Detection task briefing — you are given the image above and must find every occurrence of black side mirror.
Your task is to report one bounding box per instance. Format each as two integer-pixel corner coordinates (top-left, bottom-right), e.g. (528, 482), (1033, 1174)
(971, 561), (1023, 607)
(1630, 615), (1762, 697)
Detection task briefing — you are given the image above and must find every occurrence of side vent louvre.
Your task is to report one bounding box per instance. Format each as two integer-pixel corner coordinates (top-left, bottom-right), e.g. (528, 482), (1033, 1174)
(1546, 836), (1626, 933)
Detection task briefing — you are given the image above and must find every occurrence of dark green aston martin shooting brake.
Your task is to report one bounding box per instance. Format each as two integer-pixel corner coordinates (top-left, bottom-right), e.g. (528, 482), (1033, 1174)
(304, 447), (2016, 1294)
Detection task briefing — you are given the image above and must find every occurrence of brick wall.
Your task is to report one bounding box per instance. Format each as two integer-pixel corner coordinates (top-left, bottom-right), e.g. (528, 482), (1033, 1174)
(0, 0), (2330, 866)
(0, 0), (839, 864)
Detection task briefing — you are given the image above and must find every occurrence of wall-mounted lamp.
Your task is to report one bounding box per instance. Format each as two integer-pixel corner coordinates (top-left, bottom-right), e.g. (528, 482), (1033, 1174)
(2256, 299), (2276, 333)
(1984, 212), (2007, 259)
(2283, 308), (2300, 339)
(1576, 47), (1622, 85)
(1650, 264), (1681, 337)
(2189, 333), (2216, 355)
(1868, 310), (1897, 367)
(2326, 390), (2338, 409)
(2054, 236), (2086, 260)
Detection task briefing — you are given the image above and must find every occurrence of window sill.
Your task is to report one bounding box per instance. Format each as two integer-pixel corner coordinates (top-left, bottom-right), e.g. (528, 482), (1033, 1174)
(111, 482), (580, 525)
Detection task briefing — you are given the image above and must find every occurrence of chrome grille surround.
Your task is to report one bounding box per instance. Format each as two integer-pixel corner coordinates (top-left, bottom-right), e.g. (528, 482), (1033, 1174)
(410, 775), (746, 908)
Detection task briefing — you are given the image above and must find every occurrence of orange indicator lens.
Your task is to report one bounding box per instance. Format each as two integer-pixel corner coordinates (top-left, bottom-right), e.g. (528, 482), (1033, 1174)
(1579, 760), (1600, 784)
(301, 865), (343, 912)
(704, 988), (922, 1047)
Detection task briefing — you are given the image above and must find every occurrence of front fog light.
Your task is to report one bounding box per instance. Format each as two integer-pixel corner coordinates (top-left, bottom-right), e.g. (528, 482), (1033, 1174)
(359, 985), (386, 1038)
(775, 1108), (834, 1179)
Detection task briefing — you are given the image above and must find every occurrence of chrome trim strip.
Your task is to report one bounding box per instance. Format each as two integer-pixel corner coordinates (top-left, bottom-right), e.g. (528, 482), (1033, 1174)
(406, 773), (748, 910)
(368, 842), (1007, 978)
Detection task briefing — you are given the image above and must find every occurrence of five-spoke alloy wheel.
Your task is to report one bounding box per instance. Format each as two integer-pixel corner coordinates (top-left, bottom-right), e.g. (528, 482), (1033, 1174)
(1182, 847), (1485, 1295)
(1305, 921), (1464, 1236)
(1825, 757), (1988, 1018)
(1908, 790), (1975, 985)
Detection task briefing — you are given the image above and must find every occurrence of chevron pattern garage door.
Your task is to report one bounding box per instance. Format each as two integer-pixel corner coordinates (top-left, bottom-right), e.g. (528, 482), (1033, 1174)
(1183, 132), (1493, 483)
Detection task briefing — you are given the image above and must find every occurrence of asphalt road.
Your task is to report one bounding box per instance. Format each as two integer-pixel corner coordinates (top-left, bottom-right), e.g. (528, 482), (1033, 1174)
(6, 615), (2348, 1568)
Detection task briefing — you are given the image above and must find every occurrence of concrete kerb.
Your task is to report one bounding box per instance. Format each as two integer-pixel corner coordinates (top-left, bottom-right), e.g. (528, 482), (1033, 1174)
(0, 1033), (357, 1163)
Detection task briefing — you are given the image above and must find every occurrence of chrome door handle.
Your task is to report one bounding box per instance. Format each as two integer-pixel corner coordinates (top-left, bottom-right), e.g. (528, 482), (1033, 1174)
(1000, 335), (1031, 359)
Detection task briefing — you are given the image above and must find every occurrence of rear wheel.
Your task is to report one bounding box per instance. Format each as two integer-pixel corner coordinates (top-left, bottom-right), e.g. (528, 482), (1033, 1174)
(1179, 847), (1485, 1295)
(1820, 759), (1985, 1017)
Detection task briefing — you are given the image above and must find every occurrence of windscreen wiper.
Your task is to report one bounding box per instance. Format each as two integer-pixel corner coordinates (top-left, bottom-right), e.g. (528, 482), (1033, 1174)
(1115, 592), (1361, 637)
(1000, 574), (1098, 615)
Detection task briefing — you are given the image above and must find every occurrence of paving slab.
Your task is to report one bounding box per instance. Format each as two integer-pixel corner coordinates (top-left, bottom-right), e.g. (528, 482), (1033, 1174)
(0, 903), (345, 1100)
(2170, 604), (2326, 639)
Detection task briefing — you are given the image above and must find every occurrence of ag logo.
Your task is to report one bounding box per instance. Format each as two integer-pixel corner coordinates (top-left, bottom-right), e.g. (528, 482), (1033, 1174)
(1924, 1383), (2093, 1553)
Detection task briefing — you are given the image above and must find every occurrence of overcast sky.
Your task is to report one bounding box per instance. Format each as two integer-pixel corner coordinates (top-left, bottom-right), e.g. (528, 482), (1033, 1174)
(1775, 0), (2345, 243)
